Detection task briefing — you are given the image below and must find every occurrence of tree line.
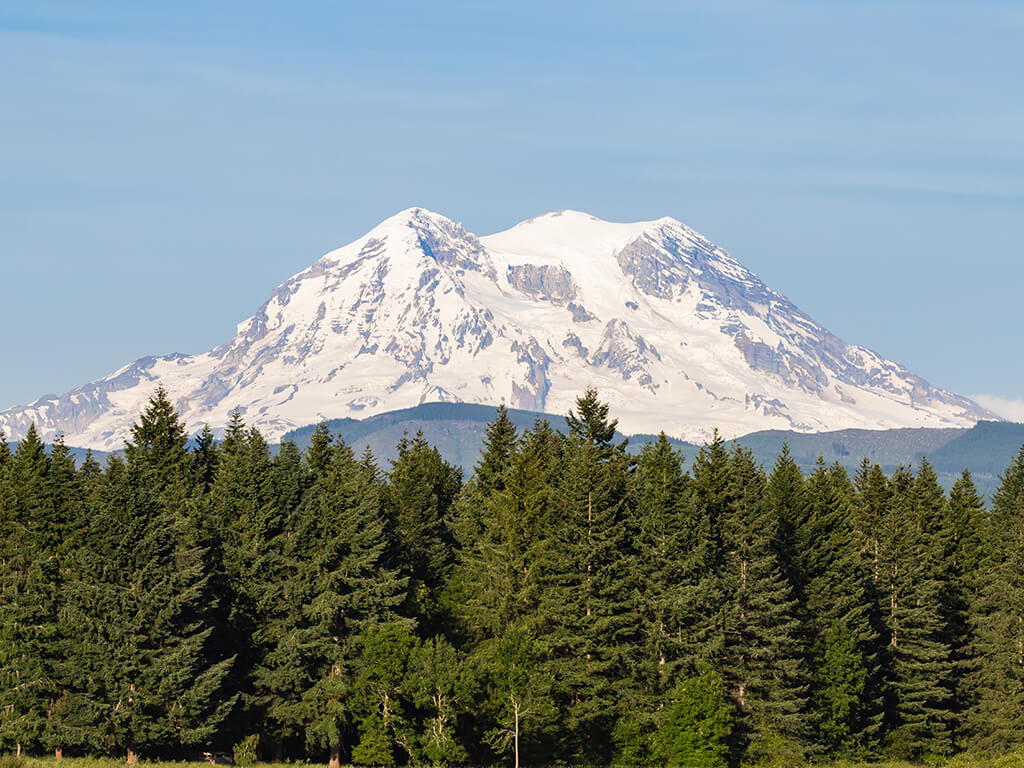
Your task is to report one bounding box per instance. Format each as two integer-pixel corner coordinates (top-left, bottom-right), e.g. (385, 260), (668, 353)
(2, 387), (1024, 767)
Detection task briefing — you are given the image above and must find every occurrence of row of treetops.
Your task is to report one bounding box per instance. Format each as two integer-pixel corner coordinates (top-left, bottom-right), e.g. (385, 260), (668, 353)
(1, 387), (1023, 768)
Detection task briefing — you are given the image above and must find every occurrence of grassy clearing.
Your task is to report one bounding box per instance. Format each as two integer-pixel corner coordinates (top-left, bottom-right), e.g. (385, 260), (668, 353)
(5, 753), (1024, 768)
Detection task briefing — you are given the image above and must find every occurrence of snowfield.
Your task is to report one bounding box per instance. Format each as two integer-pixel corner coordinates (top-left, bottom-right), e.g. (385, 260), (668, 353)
(0, 208), (997, 450)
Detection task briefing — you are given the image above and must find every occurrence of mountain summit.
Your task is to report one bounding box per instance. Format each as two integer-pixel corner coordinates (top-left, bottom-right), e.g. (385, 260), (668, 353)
(0, 209), (995, 450)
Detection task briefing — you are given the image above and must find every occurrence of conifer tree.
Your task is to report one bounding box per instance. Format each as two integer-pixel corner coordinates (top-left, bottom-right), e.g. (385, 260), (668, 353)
(799, 460), (882, 757)
(385, 432), (461, 634)
(766, 445), (807, 604)
(946, 469), (985, 739)
(720, 446), (806, 760)
(536, 389), (634, 760)
(190, 424), (219, 493)
(0, 425), (49, 755)
(205, 412), (279, 746)
(34, 435), (84, 759)
(878, 461), (955, 759)
(455, 429), (554, 644)
(474, 405), (519, 497)
(682, 430), (735, 664)
(76, 388), (233, 762)
(852, 460), (892, 591)
(257, 435), (409, 764)
(630, 434), (693, 697)
(964, 446), (1024, 752)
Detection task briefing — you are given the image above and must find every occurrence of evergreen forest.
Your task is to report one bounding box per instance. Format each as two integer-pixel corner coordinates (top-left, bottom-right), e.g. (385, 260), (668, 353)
(3, 387), (1024, 768)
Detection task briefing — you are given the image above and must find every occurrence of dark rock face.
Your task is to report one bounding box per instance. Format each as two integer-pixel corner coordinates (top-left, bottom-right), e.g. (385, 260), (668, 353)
(616, 236), (688, 299)
(589, 320), (661, 392)
(507, 264), (577, 304)
(509, 338), (552, 410)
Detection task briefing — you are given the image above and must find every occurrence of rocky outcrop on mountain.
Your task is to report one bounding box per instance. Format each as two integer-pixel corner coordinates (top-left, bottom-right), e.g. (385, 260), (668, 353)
(0, 207), (997, 450)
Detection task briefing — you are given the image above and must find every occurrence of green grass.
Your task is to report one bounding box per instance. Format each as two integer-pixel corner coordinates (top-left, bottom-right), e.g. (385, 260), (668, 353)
(10, 752), (1024, 768)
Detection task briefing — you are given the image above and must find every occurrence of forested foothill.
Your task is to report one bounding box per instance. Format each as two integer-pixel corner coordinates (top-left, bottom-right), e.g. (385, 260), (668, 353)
(2, 387), (1024, 768)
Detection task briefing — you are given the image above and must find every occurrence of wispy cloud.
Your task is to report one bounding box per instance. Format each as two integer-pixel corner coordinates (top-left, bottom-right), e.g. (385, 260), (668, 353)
(971, 394), (1024, 423)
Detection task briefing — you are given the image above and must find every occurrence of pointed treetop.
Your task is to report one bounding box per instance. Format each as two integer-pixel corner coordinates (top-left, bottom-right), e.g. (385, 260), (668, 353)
(306, 421), (334, 478)
(127, 386), (186, 452)
(17, 422), (43, 454)
(474, 404), (519, 494)
(124, 385), (190, 479)
(565, 388), (618, 449)
(990, 443), (1024, 527)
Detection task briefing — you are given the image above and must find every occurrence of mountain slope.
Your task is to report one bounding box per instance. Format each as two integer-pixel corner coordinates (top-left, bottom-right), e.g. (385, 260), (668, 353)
(0, 208), (996, 450)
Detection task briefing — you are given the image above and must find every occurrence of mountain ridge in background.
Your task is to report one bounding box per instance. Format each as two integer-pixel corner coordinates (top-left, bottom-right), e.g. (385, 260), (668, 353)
(11, 402), (1021, 499)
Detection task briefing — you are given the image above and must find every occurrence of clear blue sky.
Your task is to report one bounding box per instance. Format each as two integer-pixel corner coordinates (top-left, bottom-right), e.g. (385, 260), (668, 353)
(2, 1), (1022, 418)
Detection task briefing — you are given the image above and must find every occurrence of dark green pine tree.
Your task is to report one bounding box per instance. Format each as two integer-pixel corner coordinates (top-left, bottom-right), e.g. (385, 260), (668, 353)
(0, 428), (12, 753)
(206, 412), (280, 747)
(0, 424), (50, 755)
(629, 433), (693, 699)
(256, 433), (409, 765)
(944, 469), (986, 743)
(765, 444), (808, 606)
(852, 459), (893, 595)
(306, 422), (335, 482)
(454, 415), (555, 644)
(76, 388), (234, 762)
(682, 429), (735, 664)
(519, 418), (566, 488)
(474, 404), (519, 497)
(879, 461), (955, 759)
(798, 460), (882, 758)
(944, 469), (985, 739)
(720, 446), (807, 762)
(34, 435), (86, 759)
(447, 405), (522, 639)
(964, 445), (1024, 752)
(536, 389), (634, 761)
(189, 424), (219, 493)
(385, 431), (461, 635)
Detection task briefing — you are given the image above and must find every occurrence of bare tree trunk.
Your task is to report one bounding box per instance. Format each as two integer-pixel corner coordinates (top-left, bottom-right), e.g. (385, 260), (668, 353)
(328, 744), (341, 767)
(514, 702), (520, 768)
(127, 747), (139, 765)
(15, 744), (20, 758)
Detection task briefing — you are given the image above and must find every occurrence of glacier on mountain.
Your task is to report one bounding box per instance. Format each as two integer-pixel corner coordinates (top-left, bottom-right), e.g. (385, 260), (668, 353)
(0, 208), (997, 450)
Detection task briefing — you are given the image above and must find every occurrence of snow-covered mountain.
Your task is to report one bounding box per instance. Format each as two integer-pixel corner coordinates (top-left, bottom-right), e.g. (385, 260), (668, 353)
(0, 208), (996, 450)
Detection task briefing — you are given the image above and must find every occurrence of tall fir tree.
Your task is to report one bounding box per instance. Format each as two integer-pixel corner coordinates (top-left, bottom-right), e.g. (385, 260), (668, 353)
(946, 469), (986, 742)
(798, 460), (882, 757)
(385, 432), (461, 635)
(536, 389), (634, 761)
(0, 425), (50, 755)
(257, 434), (409, 764)
(720, 446), (807, 761)
(878, 461), (955, 759)
(74, 388), (233, 762)
(629, 434), (694, 699)
(964, 446), (1024, 752)
(766, 444), (808, 607)
(455, 422), (554, 644)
